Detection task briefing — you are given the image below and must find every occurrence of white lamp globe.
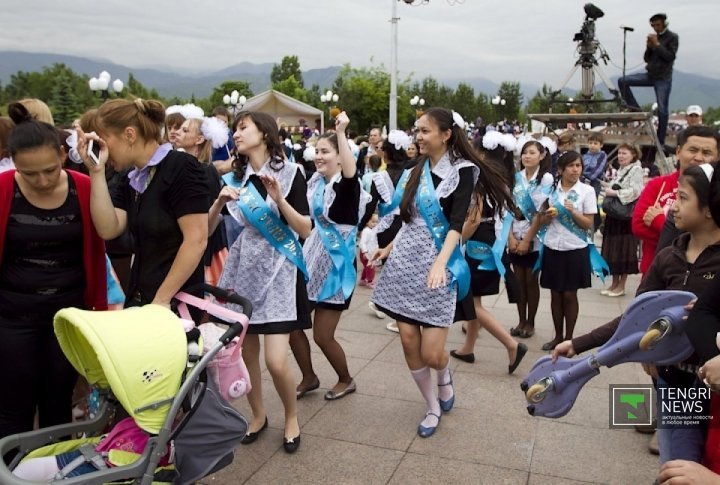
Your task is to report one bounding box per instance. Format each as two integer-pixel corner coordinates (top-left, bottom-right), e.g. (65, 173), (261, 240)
(88, 77), (100, 91)
(112, 79), (124, 93)
(332, 94), (339, 103)
(97, 77), (109, 90)
(223, 94), (231, 105)
(239, 95), (247, 105)
(99, 71), (111, 83)
(320, 94), (327, 103)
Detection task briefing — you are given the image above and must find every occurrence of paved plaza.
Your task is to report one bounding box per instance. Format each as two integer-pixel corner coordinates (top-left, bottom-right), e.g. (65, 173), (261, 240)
(202, 272), (660, 484)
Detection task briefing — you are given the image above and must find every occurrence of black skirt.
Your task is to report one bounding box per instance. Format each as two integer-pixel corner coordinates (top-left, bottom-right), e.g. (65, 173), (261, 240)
(601, 215), (640, 275)
(374, 290), (476, 328)
(509, 250), (539, 269)
(540, 246), (591, 292)
(247, 268), (313, 335)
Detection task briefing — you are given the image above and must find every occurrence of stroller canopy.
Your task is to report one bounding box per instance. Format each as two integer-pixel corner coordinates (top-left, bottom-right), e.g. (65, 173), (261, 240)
(54, 305), (188, 434)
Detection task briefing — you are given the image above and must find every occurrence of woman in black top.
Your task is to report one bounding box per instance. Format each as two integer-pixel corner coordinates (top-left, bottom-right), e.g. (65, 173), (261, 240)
(290, 112), (368, 401)
(0, 103), (107, 440)
(77, 98), (209, 308)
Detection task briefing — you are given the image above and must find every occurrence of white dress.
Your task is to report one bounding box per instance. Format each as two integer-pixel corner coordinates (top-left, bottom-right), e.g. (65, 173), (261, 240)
(371, 154), (479, 327)
(219, 161), (309, 328)
(303, 171), (370, 305)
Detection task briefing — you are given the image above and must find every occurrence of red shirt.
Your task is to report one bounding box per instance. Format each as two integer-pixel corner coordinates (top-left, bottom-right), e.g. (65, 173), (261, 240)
(631, 171), (679, 274)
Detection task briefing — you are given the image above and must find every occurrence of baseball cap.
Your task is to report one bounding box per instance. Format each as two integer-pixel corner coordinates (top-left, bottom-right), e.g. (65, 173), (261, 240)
(687, 105), (703, 116)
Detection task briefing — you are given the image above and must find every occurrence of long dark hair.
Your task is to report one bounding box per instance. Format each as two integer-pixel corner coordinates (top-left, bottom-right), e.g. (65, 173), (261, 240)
(399, 107), (515, 221)
(520, 140), (551, 183)
(230, 111), (285, 182)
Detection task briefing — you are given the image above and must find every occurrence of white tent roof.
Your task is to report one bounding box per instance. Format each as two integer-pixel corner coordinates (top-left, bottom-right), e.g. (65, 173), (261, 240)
(242, 89), (325, 132)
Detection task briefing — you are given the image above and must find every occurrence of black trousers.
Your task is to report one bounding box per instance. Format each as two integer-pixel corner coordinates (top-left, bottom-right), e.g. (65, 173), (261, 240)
(0, 318), (77, 440)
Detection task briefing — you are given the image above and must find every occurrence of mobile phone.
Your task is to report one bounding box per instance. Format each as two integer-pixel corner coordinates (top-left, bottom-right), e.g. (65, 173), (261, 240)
(87, 139), (100, 165)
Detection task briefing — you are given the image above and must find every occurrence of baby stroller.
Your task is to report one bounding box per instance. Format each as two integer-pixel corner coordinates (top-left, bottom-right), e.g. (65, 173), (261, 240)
(0, 284), (252, 484)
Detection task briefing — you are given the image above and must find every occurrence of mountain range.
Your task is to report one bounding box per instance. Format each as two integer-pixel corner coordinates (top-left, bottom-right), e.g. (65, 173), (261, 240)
(1, 51), (716, 111)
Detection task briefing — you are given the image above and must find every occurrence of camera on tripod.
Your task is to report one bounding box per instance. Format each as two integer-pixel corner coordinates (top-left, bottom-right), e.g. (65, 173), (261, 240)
(573, 3), (604, 44)
(549, 2), (620, 107)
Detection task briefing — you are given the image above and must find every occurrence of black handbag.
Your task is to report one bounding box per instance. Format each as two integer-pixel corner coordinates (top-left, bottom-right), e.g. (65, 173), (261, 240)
(601, 169), (637, 221)
(603, 196), (636, 220)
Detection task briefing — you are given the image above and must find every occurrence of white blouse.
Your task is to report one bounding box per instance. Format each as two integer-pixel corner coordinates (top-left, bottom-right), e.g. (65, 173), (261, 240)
(542, 180), (598, 251)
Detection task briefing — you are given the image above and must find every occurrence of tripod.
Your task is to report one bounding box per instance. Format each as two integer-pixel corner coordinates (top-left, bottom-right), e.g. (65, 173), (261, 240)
(550, 39), (621, 110)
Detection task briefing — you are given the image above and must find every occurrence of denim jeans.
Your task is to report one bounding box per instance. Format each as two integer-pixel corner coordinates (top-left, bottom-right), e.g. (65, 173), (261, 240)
(656, 376), (707, 464)
(618, 72), (672, 144)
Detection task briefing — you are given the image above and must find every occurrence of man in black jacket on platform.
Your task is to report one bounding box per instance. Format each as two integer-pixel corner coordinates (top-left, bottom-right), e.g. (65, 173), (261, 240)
(618, 12), (679, 146)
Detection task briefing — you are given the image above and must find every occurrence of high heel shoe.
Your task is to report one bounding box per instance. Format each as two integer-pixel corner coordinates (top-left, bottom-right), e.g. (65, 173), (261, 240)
(241, 416), (268, 444)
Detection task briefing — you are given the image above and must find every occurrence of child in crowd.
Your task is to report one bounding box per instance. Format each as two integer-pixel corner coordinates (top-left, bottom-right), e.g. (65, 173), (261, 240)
(538, 151), (598, 351)
(359, 213), (379, 288)
(582, 133), (607, 230)
(13, 417), (170, 480)
(362, 155), (382, 193)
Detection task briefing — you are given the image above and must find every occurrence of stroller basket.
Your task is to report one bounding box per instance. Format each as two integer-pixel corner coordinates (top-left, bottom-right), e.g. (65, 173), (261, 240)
(0, 284), (252, 485)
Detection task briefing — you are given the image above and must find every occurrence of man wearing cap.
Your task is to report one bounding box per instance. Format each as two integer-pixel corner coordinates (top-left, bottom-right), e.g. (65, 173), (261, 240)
(686, 105), (703, 127)
(618, 13), (679, 146)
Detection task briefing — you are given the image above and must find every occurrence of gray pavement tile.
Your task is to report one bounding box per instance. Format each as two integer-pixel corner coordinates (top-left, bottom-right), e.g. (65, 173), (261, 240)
(530, 420), (659, 484)
(552, 384), (614, 429)
(302, 393), (419, 451)
(528, 473), (603, 484)
(352, 360), (426, 404)
(408, 407), (537, 471)
(450, 370), (537, 422)
(243, 434), (405, 485)
(201, 427), (285, 484)
(388, 453), (528, 484)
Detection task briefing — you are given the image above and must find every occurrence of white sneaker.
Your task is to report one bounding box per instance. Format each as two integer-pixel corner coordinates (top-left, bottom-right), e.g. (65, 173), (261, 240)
(368, 301), (387, 319)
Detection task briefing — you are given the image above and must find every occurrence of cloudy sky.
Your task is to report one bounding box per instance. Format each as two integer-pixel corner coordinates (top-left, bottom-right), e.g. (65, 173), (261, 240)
(3, 0), (718, 87)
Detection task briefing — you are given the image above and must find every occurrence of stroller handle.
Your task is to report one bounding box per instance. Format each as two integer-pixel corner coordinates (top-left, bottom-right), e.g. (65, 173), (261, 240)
(182, 284), (253, 345)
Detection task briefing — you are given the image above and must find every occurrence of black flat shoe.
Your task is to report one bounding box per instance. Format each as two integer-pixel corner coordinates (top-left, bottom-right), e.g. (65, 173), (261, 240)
(283, 434), (301, 453)
(450, 350), (475, 364)
(508, 343), (528, 375)
(541, 340), (560, 352)
(241, 417), (268, 444)
(509, 326), (522, 337)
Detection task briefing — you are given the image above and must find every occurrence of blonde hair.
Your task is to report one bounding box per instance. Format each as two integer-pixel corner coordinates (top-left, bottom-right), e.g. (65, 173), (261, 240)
(185, 118), (212, 164)
(18, 98), (54, 126)
(96, 98), (165, 144)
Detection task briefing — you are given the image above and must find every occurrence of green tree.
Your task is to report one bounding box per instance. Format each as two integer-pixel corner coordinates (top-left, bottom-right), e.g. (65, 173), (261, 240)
(202, 81), (254, 114)
(50, 74), (80, 125)
(449, 82), (476, 122)
(526, 84), (571, 115)
(496, 81), (523, 121)
(273, 76), (307, 103)
(126, 73), (160, 100)
(331, 64), (392, 133)
(271, 55), (304, 87)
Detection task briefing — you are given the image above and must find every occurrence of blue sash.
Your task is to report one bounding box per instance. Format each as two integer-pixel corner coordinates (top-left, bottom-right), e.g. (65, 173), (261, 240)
(416, 160), (470, 301)
(311, 178), (357, 301)
(233, 179), (309, 281)
(513, 172), (541, 223)
(221, 172), (243, 189)
(379, 169), (410, 217)
(536, 192), (609, 282)
(105, 255), (125, 305)
(466, 211), (513, 280)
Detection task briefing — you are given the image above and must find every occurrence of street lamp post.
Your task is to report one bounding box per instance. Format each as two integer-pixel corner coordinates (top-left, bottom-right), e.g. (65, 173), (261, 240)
(223, 90), (247, 117)
(410, 95), (425, 119)
(491, 95), (506, 123)
(88, 71), (124, 100)
(320, 90), (340, 131)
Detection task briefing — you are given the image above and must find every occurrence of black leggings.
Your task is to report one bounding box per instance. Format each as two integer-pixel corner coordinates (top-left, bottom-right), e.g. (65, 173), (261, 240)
(0, 319), (77, 440)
